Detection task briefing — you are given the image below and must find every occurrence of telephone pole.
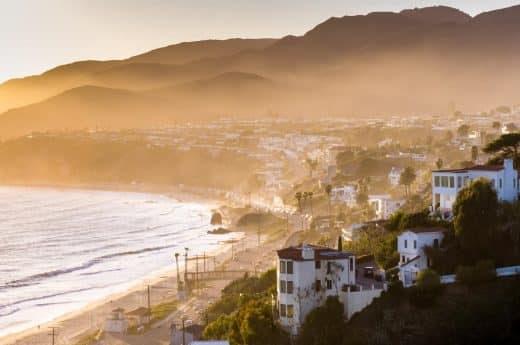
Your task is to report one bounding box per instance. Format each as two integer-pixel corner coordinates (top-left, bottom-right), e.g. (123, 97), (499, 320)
(49, 326), (58, 345)
(147, 285), (151, 312)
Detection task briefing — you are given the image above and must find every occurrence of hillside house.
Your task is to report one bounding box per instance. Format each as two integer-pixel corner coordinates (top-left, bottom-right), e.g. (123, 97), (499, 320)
(397, 228), (446, 287)
(277, 244), (356, 335)
(368, 195), (405, 220)
(388, 167), (404, 187)
(432, 159), (518, 215)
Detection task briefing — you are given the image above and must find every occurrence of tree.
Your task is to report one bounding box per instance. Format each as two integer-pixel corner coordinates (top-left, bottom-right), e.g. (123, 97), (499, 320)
(445, 131), (453, 142)
(492, 121), (501, 130)
(337, 236), (343, 251)
(374, 233), (399, 270)
(471, 145), (478, 162)
(356, 192), (368, 206)
(306, 158), (318, 179)
(297, 297), (345, 345)
(452, 179), (499, 263)
(457, 124), (470, 137)
(325, 184), (332, 216)
(399, 167), (416, 196)
(416, 269), (441, 291)
(483, 133), (520, 167)
(308, 191), (314, 217)
(435, 158), (444, 170)
(295, 192), (303, 213)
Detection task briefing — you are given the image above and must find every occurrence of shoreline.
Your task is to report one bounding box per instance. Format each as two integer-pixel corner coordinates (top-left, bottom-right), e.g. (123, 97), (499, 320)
(0, 182), (240, 345)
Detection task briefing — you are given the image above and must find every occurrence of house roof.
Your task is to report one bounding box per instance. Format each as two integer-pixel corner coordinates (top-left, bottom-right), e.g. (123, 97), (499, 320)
(404, 227), (447, 234)
(433, 164), (504, 173)
(400, 255), (421, 268)
(277, 244), (353, 261)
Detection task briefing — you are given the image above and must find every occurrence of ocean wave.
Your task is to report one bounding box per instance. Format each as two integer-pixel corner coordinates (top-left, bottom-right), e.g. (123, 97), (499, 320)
(2, 244), (179, 290)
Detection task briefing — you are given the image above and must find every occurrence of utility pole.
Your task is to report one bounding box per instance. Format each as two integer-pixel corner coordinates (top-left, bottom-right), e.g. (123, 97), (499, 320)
(257, 220), (261, 247)
(49, 327), (58, 345)
(182, 318), (186, 345)
(147, 285), (151, 312)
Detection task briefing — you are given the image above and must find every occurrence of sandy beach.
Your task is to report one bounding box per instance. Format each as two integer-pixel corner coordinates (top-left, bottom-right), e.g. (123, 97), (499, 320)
(0, 183), (289, 345)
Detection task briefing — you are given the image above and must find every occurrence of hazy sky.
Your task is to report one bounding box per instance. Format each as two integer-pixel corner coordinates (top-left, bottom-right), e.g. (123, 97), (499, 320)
(1, 0), (518, 82)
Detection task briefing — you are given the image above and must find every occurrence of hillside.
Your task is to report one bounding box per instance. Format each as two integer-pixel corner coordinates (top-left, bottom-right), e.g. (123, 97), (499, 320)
(343, 278), (520, 345)
(1, 5), (520, 137)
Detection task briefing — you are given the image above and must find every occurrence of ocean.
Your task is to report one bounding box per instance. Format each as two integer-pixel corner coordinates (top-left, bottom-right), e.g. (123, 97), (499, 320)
(0, 186), (232, 337)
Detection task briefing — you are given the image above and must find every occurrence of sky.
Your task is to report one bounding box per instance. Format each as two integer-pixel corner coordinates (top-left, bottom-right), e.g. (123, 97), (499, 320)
(1, 0), (519, 83)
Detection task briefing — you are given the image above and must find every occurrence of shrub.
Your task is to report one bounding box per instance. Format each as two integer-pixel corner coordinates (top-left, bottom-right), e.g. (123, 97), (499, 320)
(456, 260), (496, 285)
(416, 269), (441, 292)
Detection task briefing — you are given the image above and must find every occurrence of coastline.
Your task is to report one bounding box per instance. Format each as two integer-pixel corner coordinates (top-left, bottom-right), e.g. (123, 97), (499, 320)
(0, 182), (237, 345)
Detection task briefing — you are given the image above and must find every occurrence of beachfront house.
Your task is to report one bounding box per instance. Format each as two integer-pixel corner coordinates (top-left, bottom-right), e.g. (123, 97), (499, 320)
(277, 244), (356, 335)
(432, 159), (519, 216)
(397, 228), (446, 287)
(104, 308), (129, 334)
(127, 307), (151, 329)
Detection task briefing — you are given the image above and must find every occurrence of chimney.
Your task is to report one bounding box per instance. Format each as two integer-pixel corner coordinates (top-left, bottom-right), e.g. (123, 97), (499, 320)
(301, 244), (315, 260)
(504, 159), (514, 171)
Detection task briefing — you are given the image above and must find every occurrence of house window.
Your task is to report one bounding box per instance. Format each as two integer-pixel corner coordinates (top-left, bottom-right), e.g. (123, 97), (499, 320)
(441, 176), (449, 187)
(427, 258), (431, 267)
(280, 304), (287, 317)
(287, 281), (294, 294)
(280, 280), (287, 293)
(349, 257), (354, 272)
(413, 240), (417, 249)
(402, 255), (405, 263)
(500, 178), (503, 189)
(326, 279), (332, 290)
(280, 261), (286, 274)
(286, 261), (293, 274)
(287, 305), (294, 318)
(404, 239), (408, 248)
(315, 260), (321, 269)
(449, 176), (455, 188)
(434, 176), (440, 187)
(327, 262), (331, 274)
(433, 239), (439, 249)
(315, 280), (321, 292)
(457, 176), (462, 188)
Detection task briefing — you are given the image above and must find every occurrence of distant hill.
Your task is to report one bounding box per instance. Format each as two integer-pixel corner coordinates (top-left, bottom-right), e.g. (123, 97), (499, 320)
(1, 5), (520, 137)
(0, 86), (171, 138)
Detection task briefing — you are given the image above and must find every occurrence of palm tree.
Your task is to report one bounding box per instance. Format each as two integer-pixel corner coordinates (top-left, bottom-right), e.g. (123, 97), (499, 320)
(295, 192), (303, 213)
(174, 252), (182, 289)
(325, 184), (332, 216)
(399, 167), (417, 197)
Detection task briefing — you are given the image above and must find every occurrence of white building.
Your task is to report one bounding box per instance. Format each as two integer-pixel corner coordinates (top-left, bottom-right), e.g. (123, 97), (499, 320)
(368, 195), (405, 220)
(104, 308), (128, 334)
(388, 167), (404, 187)
(432, 159), (519, 215)
(331, 185), (357, 207)
(277, 244), (356, 335)
(397, 228), (445, 287)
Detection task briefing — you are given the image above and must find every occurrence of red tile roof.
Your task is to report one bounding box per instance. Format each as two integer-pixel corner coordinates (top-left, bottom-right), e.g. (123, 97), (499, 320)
(277, 244), (353, 261)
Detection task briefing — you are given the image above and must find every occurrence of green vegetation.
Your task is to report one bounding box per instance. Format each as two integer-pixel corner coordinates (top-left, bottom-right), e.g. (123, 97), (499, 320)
(456, 260), (497, 285)
(73, 330), (102, 345)
(343, 277), (520, 345)
(484, 132), (520, 166)
(297, 297), (345, 345)
(150, 300), (178, 321)
(203, 269), (289, 345)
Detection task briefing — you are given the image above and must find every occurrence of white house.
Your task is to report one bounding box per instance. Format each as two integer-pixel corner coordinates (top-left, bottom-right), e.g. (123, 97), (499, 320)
(277, 244), (356, 335)
(104, 308), (129, 334)
(388, 167), (404, 187)
(331, 185), (357, 207)
(432, 159), (519, 215)
(368, 195), (405, 220)
(397, 228), (445, 287)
